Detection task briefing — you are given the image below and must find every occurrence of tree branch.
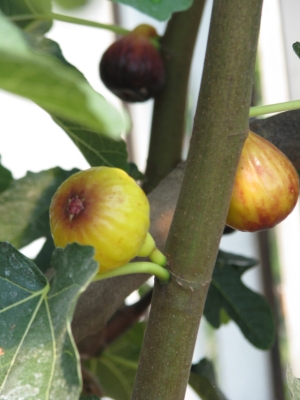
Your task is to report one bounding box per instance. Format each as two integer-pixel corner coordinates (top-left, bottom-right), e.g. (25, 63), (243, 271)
(132, 0), (263, 397)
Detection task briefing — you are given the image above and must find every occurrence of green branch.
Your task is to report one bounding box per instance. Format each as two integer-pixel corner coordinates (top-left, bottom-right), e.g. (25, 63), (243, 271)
(143, 0), (206, 193)
(250, 99), (300, 117)
(10, 12), (129, 35)
(92, 262), (170, 285)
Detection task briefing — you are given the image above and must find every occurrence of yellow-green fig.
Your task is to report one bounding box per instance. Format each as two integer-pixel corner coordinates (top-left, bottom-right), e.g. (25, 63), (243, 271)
(227, 131), (299, 232)
(49, 167), (150, 272)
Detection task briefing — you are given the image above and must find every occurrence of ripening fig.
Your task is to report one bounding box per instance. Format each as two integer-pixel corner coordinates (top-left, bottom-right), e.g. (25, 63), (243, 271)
(49, 167), (150, 272)
(226, 131), (299, 232)
(99, 24), (165, 102)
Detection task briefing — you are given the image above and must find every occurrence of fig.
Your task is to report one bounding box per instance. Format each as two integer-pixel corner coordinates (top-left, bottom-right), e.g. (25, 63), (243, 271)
(226, 131), (299, 232)
(99, 24), (165, 102)
(49, 167), (150, 272)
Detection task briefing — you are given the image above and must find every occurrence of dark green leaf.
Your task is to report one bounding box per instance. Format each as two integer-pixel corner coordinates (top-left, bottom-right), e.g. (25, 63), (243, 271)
(80, 396), (101, 400)
(204, 250), (275, 349)
(0, 167), (78, 249)
(0, 242), (98, 398)
(189, 358), (228, 400)
(85, 322), (145, 400)
(53, 117), (130, 172)
(0, 13), (129, 139)
(34, 236), (55, 273)
(0, 0), (52, 34)
(292, 42), (300, 59)
(111, 0), (193, 21)
(287, 364), (300, 399)
(0, 159), (13, 193)
(128, 163), (145, 181)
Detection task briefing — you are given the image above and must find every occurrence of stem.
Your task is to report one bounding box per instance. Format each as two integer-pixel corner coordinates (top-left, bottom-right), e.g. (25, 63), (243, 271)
(10, 12), (130, 35)
(132, 1), (263, 399)
(143, 0), (206, 193)
(250, 99), (300, 117)
(92, 262), (170, 285)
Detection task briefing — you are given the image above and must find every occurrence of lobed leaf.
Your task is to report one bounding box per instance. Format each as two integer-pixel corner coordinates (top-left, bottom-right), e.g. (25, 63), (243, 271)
(84, 322), (145, 400)
(0, 0), (52, 34)
(0, 159), (13, 194)
(189, 358), (228, 400)
(53, 117), (130, 172)
(204, 250), (275, 349)
(0, 167), (78, 249)
(287, 364), (300, 399)
(0, 13), (129, 139)
(111, 0), (194, 21)
(0, 242), (98, 398)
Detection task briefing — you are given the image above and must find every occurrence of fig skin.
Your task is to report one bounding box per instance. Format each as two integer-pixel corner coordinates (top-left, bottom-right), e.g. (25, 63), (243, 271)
(49, 167), (150, 272)
(226, 131), (299, 232)
(99, 24), (165, 102)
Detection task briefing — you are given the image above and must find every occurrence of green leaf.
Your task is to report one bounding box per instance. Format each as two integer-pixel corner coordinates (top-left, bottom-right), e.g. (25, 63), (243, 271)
(204, 250), (275, 349)
(189, 358), (228, 400)
(0, 13), (129, 139)
(111, 0), (193, 21)
(0, 159), (13, 193)
(34, 237), (55, 273)
(80, 396), (101, 400)
(0, 167), (78, 249)
(128, 163), (145, 181)
(53, 117), (131, 172)
(293, 42), (300, 59)
(287, 364), (300, 399)
(0, 0), (52, 34)
(54, 0), (90, 9)
(85, 322), (145, 400)
(0, 242), (98, 398)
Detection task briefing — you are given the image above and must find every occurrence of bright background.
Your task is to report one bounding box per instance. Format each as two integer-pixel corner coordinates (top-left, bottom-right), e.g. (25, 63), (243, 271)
(1, 0), (300, 398)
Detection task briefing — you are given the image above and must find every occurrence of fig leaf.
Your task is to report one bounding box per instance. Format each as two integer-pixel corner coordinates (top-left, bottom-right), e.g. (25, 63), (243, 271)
(0, 0), (52, 35)
(83, 322), (145, 400)
(110, 0), (193, 21)
(0, 242), (98, 398)
(0, 13), (129, 139)
(0, 167), (78, 249)
(189, 358), (228, 400)
(204, 250), (275, 349)
(287, 364), (300, 399)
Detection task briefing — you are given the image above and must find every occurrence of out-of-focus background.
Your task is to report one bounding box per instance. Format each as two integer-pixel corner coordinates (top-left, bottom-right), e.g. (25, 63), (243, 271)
(1, 0), (300, 398)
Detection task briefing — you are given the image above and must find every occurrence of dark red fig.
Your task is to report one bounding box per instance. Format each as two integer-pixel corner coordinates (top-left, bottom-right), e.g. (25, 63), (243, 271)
(99, 24), (165, 102)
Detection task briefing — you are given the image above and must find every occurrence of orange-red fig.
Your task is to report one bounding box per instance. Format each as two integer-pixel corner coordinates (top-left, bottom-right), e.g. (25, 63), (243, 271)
(226, 131), (299, 232)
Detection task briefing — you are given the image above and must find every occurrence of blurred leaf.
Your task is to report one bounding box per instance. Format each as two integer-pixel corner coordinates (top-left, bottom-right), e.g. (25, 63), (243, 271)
(0, 167), (78, 249)
(85, 322), (145, 400)
(292, 42), (300, 59)
(0, 0), (52, 34)
(0, 159), (13, 193)
(0, 13), (129, 139)
(55, 0), (90, 9)
(53, 117), (130, 172)
(128, 163), (145, 181)
(287, 364), (300, 399)
(25, 35), (80, 71)
(204, 250), (275, 349)
(0, 242), (98, 398)
(189, 358), (228, 400)
(111, 0), (193, 21)
(80, 396), (101, 400)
